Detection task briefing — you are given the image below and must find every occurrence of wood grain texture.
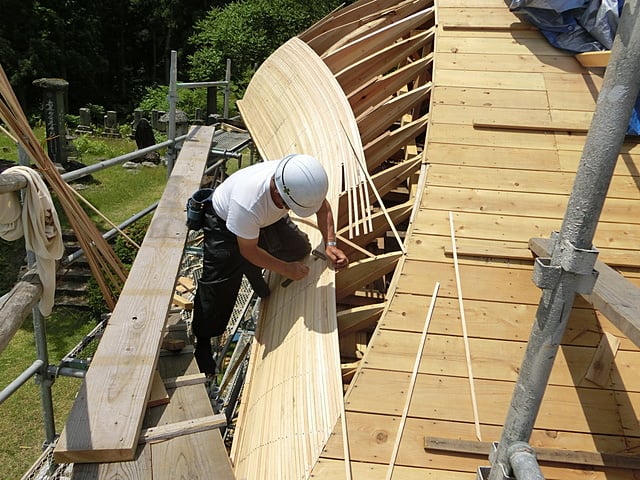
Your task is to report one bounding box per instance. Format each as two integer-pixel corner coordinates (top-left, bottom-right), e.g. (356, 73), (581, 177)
(54, 125), (215, 464)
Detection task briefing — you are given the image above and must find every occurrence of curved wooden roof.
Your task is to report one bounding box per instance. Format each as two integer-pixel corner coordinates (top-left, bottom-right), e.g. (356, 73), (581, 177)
(233, 0), (640, 478)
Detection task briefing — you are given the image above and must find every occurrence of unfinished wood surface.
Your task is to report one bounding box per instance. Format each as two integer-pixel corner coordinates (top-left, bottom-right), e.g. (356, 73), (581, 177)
(312, 1), (640, 479)
(232, 36), (357, 480)
(530, 237), (640, 348)
(72, 317), (235, 479)
(54, 125), (215, 464)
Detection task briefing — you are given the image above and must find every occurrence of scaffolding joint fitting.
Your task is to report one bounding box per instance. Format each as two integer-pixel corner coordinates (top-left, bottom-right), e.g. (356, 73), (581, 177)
(533, 232), (600, 294)
(548, 231), (599, 275)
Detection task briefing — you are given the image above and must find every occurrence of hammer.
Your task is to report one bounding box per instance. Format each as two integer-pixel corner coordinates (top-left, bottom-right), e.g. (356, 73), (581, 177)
(281, 248), (327, 287)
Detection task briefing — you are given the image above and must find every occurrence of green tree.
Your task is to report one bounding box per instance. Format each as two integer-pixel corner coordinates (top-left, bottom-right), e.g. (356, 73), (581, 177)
(187, 0), (343, 92)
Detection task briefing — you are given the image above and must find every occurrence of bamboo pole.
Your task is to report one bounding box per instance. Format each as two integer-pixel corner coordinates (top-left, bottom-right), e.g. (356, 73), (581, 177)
(0, 63), (128, 310)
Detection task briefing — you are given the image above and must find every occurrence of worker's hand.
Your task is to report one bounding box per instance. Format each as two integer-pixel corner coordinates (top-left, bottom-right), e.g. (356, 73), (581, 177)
(284, 261), (310, 280)
(326, 245), (349, 270)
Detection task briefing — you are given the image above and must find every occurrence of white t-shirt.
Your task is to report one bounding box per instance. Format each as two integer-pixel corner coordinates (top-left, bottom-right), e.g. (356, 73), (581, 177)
(210, 160), (288, 240)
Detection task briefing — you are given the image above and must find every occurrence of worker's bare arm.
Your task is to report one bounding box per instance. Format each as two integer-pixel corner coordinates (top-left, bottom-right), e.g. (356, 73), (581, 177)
(315, 199), (349, 269)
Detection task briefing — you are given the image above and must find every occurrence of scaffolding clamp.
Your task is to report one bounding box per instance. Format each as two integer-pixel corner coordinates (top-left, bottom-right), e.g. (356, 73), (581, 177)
(533, 232), (599, 294)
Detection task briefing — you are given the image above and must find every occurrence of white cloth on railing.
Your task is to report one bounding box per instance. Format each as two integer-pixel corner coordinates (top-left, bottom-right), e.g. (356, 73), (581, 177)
(0, 166), (64, 316)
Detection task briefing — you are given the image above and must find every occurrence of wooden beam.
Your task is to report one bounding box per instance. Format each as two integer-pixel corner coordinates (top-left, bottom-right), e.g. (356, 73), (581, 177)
(337, 28), (435, 94)
(0, 269), (42, 355)
(363, 114), (429, 172)
(338, 303), (385, 336)
(424, 436), (640, 469)
(336, 251), (402, 301)
(349, 54), (433, 117)
(0, 172), (27, 193)
(54, 125), (215, 464)
(147, 371), (170, 408)
(358, 82), (432, 145)
(323, 8), (435, 74)
(529, 237), (640, 348)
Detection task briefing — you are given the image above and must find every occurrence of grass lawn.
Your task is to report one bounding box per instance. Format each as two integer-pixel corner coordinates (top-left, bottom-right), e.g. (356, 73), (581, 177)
(0, 127), (169, 478)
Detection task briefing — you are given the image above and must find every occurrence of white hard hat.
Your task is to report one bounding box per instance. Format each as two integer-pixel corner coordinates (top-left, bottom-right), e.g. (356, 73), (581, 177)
(274, 154), (328, 218)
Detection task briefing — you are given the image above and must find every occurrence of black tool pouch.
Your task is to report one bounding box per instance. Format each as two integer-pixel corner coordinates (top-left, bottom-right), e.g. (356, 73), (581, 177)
(186, 188), (214, 230)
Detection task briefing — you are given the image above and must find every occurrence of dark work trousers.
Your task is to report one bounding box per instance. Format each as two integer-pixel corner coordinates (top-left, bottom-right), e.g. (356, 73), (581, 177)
(192, 210), (311, 375)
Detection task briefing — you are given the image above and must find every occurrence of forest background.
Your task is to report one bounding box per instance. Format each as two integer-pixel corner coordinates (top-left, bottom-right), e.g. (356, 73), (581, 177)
(1, 0), (346, 118)
(0, 0), (349, 477)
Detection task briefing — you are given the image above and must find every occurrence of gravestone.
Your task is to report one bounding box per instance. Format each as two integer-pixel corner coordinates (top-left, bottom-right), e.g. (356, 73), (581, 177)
(75, 107), (93, 135)
(33, 77), (69, 167)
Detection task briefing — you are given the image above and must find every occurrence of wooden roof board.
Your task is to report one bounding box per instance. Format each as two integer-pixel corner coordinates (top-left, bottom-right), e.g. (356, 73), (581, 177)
(311, 0), (640, 477)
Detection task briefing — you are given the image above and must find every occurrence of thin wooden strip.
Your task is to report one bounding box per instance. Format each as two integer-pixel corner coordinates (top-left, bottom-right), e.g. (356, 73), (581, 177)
(425, 436), (640, 469)
(385, 282), (439, 480)
(449, 212), (481, 440)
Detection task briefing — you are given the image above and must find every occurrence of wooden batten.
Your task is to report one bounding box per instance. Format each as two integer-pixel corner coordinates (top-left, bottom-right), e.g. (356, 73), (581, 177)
(364, 114), (429, 171)
(336, 28), (435, 95)
(338, 202), (413, 258)
(323, 8), (435, 74)
(336, 251), (403, 301)
(53, 125), (215, 464)
(349, 54), (434, 117)
(338, 303), (386, 336)
(337, 156), (421, 230)
(358, 83), (432, 144)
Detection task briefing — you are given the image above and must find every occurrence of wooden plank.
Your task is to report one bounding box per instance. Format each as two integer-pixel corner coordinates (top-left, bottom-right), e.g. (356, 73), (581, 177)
(421, 185), (640, 226)
(575, 50), (611, 68)
(363, 330), (640, 391)
(434, 69), (547, 90)
(426, 143), (562, 170)
(321, 413), (634, 479)
(358, 82), (432, 144)
(472, 109), (594, 132)
(54, 125), (215, 464)
(337, 28), (435, 95)
(435, 52), (583, 74)
(163, 373), (207, 389)
(349, 54), (433, 117)
(432, 86), (549, 109)
(426, 164), (640, 199)
(437, 7), (529, 29)
(425, 436), (640, 469)
(428, 122), (559, 150)
(530, 237), (640, 348)
(147, 371), (170, 407)
(584, 332), (621, 387)
(139, 414), (226, 444)
(436, 35), (561, 57)
(410, 374), (638, 436)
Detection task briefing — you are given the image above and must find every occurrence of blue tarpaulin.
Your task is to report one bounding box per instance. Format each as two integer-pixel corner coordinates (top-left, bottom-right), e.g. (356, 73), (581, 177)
(507, 0), (639, 134)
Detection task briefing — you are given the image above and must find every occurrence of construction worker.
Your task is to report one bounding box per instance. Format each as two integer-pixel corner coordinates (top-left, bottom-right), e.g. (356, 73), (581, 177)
(190, 153), (349, 376)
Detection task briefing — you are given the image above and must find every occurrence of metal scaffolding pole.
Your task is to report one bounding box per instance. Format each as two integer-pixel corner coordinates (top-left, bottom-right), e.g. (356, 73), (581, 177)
(487, 2), (640, 479)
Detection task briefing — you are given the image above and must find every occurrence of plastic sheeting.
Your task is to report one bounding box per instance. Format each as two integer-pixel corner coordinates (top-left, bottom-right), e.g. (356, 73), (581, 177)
(508, 0), (639, 135)
(507, 0), (622, 52)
